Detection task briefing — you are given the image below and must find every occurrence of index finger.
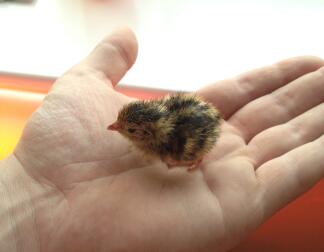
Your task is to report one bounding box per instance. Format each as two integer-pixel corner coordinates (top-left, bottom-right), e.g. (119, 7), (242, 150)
(197, 56), (324, 119)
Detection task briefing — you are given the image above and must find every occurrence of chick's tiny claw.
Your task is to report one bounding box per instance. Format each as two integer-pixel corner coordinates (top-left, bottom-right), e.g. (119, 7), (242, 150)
(108, 93), (222, 171)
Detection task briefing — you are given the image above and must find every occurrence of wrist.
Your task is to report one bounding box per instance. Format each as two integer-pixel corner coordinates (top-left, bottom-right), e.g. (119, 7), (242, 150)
(0, 154), (44, 251)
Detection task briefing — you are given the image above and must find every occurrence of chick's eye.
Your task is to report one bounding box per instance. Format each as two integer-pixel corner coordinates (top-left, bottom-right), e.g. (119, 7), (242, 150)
(127, 128), (136, 133)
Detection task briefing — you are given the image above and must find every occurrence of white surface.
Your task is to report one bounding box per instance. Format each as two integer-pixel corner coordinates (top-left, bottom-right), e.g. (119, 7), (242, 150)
(0, 0), (324, 91)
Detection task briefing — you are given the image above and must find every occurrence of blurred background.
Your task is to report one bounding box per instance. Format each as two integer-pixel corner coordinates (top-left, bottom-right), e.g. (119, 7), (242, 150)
(1, 0), (324, 90)
(0, 0), (323, 251)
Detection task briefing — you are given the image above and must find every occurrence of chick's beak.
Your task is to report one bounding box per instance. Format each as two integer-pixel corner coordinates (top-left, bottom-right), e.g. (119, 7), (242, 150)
(107, 122), (121, 131)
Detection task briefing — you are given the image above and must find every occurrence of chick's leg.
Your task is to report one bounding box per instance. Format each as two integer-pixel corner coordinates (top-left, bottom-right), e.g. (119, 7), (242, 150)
(162, 156), (182, 169)
(163, 156), (203, 171)
(187, 159), (203, 172)
(166, 160), (181, 169)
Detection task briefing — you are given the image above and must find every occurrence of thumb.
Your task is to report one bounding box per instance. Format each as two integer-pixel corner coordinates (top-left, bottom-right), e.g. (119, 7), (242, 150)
(82, 27), (138, 87)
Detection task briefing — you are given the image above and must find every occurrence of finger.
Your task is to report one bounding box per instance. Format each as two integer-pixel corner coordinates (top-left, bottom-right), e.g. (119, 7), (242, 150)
(248, 103), (324, 167)
(257, 135), (324, 219)
(80, 27), (138, 87)
(230, 66), (324, 142)
(197, 56), (324, 119)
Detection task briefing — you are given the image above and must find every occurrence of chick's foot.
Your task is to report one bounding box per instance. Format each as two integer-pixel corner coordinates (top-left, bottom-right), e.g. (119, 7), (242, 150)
(187, 159), (202, 172)
(164, 158), (202, 172)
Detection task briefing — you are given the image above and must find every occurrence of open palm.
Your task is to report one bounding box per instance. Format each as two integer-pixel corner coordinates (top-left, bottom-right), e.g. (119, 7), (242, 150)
(12, 29), (324, 252)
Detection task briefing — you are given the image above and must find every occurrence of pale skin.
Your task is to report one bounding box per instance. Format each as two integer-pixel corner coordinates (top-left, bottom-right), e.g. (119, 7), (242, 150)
(0, 28), (323, 252)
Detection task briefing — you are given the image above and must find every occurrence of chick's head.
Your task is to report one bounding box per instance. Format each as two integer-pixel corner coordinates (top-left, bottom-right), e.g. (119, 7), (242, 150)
(108, 100), (168, 143)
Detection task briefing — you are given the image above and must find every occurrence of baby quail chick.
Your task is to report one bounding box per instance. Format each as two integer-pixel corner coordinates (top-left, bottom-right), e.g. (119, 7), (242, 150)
(108, 93), (221, 171)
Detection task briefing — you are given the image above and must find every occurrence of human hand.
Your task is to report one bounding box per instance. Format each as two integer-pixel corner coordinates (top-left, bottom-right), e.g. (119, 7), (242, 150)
(1, 28), (323, 252)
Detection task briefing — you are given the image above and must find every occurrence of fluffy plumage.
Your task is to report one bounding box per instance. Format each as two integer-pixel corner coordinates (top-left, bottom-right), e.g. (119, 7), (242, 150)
(108, 93), (221, 171)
